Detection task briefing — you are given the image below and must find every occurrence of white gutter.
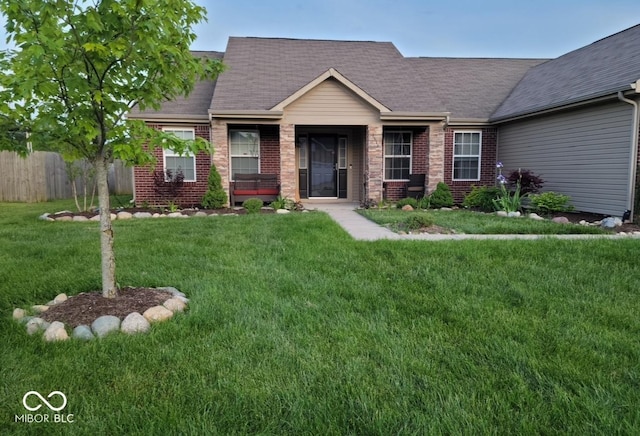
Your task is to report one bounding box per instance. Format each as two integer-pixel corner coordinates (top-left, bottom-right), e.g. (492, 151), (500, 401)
(618, 85), (640, 222)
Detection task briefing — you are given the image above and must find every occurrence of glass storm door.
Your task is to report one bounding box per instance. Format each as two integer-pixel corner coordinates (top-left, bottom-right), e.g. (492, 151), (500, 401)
(310, 135), (337, 197)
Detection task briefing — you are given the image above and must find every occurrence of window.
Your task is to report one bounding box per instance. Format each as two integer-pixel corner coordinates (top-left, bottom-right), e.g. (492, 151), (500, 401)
(384, 131), (412, 180)
(230, 130), (259, 179)
(163, 129), (196, 182)
(453, 131), (482, 180)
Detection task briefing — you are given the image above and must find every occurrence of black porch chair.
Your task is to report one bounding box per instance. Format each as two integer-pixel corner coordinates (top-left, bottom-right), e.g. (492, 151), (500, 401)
(406, 174), (425, 199)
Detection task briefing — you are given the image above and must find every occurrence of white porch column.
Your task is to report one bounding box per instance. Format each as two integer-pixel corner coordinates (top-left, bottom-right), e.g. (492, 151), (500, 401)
(280, 123), (297, 200)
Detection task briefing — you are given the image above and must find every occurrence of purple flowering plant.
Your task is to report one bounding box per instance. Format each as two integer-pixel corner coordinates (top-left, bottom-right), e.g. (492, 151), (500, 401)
(493, 162), (523, 213)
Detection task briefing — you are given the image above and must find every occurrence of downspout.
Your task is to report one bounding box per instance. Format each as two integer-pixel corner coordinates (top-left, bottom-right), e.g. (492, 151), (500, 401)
(618, 88), (639, 222)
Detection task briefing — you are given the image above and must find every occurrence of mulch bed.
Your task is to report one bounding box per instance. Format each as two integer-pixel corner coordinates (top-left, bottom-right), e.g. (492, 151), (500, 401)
(40, 287), (173, 328)
(550, 211), (640, 233)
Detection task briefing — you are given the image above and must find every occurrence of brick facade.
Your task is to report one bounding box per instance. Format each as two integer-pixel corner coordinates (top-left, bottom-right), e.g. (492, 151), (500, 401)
(133, 124), (212, 207)
(133, 122), (498, 207)
(443, 127), (498, 203)
(258, 125), (281, 177)
(382, 127), (429, 201)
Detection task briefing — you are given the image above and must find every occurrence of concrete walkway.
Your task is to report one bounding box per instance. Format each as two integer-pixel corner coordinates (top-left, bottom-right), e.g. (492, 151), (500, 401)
(303, 202), (638, 241)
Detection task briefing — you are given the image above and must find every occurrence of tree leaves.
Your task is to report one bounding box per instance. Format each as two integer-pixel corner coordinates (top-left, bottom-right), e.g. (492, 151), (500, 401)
(0, 0), (223, 161)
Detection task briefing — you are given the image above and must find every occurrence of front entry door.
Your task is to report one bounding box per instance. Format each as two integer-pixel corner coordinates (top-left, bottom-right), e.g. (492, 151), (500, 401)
(310, 135), (337, 197)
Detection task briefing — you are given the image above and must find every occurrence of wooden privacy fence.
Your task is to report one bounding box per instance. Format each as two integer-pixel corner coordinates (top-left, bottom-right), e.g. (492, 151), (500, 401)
(0, 151), (133, 202)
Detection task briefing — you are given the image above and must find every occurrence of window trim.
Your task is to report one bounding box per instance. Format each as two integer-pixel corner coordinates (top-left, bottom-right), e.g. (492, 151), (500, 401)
(383, 130), (413, 182)
(452, 130), (482, 182)
(229, 129), (261, 181)
(162, 128), (196, 182)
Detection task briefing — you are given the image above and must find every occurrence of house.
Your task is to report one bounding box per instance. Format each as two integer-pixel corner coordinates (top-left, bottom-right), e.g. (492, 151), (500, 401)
(490, 25), (640, 216)
(129, 24), (640, 217)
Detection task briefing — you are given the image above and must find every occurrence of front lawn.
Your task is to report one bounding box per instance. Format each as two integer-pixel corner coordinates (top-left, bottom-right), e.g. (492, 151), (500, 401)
(1, 200), (639, 434)
(359, 208), (608, 234)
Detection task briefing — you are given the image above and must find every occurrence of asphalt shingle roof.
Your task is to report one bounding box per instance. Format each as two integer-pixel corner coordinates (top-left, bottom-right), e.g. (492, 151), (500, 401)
(211, 37), (547, 120)
(210, 37), (447, 113)
(128, 51), (223, 119)
(407, 57), (546, 120)
(132, 26), (640, 123)
(491, 24), (640, 121)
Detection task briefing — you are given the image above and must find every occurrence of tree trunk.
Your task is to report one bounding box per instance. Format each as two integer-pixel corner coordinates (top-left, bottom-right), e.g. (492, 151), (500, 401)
(95, 157), (117, 298)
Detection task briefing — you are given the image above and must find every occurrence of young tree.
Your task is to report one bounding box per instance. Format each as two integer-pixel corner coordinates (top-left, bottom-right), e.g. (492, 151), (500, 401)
(0, 0), (224, 297)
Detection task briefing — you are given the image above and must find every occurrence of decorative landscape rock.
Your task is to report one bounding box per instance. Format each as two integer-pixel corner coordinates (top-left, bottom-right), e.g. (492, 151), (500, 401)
(507, 211), (521, 218)
(133, 211), (153, 219)
(91, 315), (121, 338)
(552, 217), (570, 224)
(121, 312), (150, 335)
(13, 308), (26, 320)
(116, 211), (133, 220)
(72, 216), (89, 222)
(43, 321), (69, 342)
(163, 298), (186, 313)
(528, 213), (544, 221)
(601, 217), (623, 229)
(496, 211), (508, 217)
(276, 209), (291, 214)
(156, 286), (185, 298)
(401, 205), (414, 212)
(143, 305), (174, 323)
(72, 325), (95, 341)
(26, 318), (51, 336)
(32, 305), (49, 313)
(53, 293), (68, 304)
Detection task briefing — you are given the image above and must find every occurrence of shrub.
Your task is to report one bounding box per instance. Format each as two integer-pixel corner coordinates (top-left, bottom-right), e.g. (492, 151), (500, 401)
(418, 195), (431, 210)
(429, 182), (453, 208)
(242, 198), (264, 214)
(270, 196), (294, 210)
(201, 164), (227, 209)
(403, 213), (434, 230)
(154, 169), (184, 205)
(396, 197), (419, 209)
(463, 185), (500, 212)
(507, 169), (544, 194)
(529, 192), (574, 213)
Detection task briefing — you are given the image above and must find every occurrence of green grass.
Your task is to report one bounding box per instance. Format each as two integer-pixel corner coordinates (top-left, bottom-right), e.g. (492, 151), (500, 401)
(1, 200), (639, 434)
(359, 208), (608, 234)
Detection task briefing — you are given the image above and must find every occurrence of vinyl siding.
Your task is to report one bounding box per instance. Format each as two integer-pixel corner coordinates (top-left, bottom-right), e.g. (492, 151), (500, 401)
(283, 78), (380, 125)
(498, 102), (633, 215)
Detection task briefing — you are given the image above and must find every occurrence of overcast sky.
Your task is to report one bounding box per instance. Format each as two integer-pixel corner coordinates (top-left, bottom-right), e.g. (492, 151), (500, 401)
(1, 1), (639, 59)
(194, 0), (640, 58)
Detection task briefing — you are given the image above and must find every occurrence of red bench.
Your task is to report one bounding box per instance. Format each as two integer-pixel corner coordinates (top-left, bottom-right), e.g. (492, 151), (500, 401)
(230, 173), (280, 205)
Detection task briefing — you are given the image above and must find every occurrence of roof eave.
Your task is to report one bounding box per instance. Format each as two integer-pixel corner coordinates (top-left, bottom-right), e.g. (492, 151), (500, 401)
(126, 112), (210, 123)
(380, 111), (450, 121)
(490, 87), (634, 124)
(447, 118), (492, 127)
(210, 110), (284, 120)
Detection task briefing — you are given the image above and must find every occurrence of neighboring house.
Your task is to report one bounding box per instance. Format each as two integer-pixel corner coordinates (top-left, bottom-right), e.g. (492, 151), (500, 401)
(129, 24), (640, 217)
